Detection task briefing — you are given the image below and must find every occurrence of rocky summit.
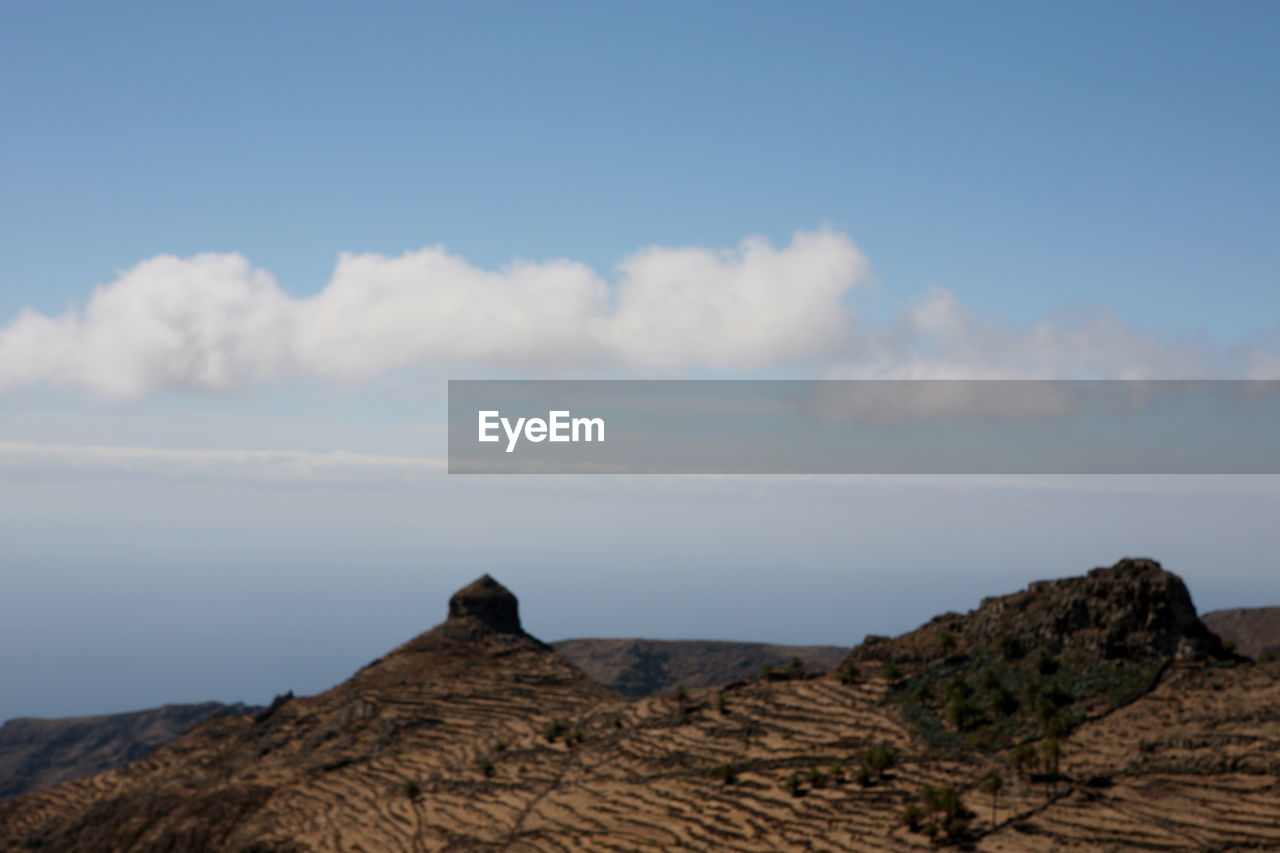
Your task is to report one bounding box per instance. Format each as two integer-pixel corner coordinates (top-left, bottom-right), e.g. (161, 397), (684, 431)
(847, 557), (1230, 667)
(446, 574), (523, 635)
(2, 563), (1278, 852)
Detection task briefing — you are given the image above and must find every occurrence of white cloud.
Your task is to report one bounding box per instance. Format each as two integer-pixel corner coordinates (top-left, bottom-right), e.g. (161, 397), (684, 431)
(0, 229), (1275, 398)
(0, 230), (869, 397)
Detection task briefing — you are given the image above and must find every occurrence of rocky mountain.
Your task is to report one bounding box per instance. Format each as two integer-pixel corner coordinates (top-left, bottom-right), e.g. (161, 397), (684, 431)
(2, 560), (1277, 852)
(0, 703), (255, 804)
(1202, 606), (1280, 659)
(552, 638), (847, 697)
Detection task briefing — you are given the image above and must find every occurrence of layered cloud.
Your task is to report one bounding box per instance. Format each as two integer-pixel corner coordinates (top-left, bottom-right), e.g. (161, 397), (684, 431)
(0, 228), (1274, 398)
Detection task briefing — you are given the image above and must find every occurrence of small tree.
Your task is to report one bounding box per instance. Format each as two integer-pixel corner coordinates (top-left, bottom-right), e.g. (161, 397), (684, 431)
(1010, 743), (1036, 778)
(1041, 737), (1063, 784)
(914, 784), (971, 842)
(806, 767), (827, 789)
(863, 744), (897, 780)
(980, 770), (1003, 825)
(401, 778), (421, 799)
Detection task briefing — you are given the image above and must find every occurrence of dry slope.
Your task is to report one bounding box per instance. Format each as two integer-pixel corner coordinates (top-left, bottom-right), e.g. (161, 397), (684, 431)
(2, 561), (1277, 852)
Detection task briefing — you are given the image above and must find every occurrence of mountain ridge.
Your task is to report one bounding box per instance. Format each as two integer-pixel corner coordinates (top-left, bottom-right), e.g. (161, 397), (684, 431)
(2, 561), (1277, 852)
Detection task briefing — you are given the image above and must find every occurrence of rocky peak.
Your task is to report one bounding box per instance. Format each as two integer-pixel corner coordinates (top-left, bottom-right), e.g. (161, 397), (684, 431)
(446, 575), (523, 635)
(850, 557), (1230, 665)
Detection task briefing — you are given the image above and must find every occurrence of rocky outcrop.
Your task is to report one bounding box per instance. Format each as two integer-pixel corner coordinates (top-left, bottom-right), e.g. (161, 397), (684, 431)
(446, 574), (523, 634)
(845, 558), (1230, 667)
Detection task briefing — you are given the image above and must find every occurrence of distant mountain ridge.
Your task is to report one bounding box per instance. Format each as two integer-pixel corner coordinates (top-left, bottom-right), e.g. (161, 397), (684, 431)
(1202, 606), (1280, 659)
(0, 702), (256, 803)
(552, 638), (848, 697)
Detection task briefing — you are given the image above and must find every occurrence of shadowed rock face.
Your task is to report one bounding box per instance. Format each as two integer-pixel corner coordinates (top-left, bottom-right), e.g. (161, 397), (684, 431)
(446, 574), (522, 634)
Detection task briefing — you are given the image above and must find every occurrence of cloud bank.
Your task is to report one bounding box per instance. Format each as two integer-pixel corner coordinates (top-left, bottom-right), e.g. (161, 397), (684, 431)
(0, 228), (1274, 398)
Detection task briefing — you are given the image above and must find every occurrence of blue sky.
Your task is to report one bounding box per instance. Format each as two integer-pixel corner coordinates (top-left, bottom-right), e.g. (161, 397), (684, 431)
(2, 1), (1280, 720)
(4, 0), (1278, 335)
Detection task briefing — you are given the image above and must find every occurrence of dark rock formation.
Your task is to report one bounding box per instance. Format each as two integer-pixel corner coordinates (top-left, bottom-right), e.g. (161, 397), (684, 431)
(845, 557), (1231, 667)
(446, 574), (523, 634)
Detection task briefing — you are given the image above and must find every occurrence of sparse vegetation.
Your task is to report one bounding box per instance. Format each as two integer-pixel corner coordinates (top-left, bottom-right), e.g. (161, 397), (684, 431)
(543, 720), (567, 742)
(785, 771), (803, 796)
(803, 767), (825, 788)
(400, 778), (421, 799)
(905, 784), (972, 843)
(881, 662), (902, 681)
(861, 744), (896, 780)
(713, 762), (737, 785)
(476, 758), (494, 778)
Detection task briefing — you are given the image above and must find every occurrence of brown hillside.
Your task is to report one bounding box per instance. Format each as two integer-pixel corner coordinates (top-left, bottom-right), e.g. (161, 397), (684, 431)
(2, 561), (1278, 852)
(1203, 606), (1280, 659)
